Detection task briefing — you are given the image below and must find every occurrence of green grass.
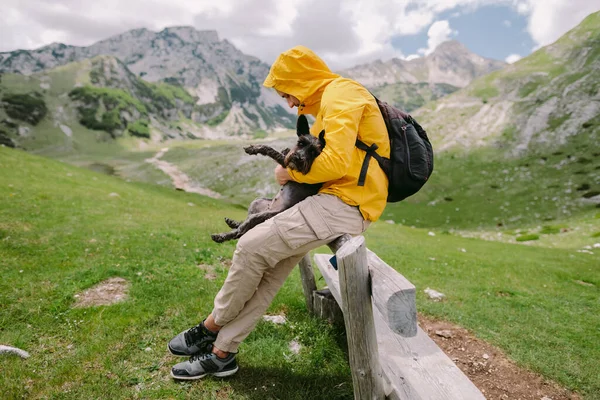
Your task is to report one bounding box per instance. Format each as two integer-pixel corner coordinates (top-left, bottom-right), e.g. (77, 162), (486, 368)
(515, 233), (540, 241)
(0, 147), (354, 399)
(363, 222), (600, 398)
(127, 120), (151, 138)
(381, 130), (600, 239)
(2, 141), (600, 398)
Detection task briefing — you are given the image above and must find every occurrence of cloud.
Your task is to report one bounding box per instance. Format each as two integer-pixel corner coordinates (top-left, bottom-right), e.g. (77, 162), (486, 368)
(417, 20), (458, 56)
(0, 0), (598, 69)
(505, 53), (522, 63)
(503, 19), (512, 27)
(521, 0), (600, 49)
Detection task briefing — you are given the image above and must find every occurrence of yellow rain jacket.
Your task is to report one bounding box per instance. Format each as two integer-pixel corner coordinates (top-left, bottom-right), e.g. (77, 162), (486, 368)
(263, 46), (389, 221)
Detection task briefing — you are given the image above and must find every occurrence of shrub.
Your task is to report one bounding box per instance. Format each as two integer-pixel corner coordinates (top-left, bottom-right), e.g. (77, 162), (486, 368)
(206, 110), (229, 126)
(2, 92), (48, 125)
(69, 86), (148, 134)
(583, 191), (600, 199)
(540, 226), (561, 235)
(253, 130), (267, 139)
(516, 234), (540, 242)
(127, 120), (150, 138)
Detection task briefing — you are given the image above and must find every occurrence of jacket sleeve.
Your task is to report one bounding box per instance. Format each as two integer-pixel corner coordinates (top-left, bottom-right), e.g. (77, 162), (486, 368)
(288, 82), (366, 184)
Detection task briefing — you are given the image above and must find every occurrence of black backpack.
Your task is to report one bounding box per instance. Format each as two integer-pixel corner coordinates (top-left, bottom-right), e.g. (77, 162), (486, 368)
(355, 95), (434, 202)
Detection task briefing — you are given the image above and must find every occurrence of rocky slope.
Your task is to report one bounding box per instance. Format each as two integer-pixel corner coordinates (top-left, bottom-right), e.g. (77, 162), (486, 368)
(340, 41), (505, 88)
(413, 11), (600, 155)
(340, 40), (505, 111)
(0, 27), (295, 139)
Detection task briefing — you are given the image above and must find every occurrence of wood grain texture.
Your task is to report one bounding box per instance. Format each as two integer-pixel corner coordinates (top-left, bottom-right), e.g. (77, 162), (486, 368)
(366, 249), (417, 337)
(298, 254), (317, 314)
(314, 252), (485, 400)
(337, 236), (385, 400)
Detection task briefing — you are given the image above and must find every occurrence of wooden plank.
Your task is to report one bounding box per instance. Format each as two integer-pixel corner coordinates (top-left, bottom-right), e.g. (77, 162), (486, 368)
(314, 253), (485, 400)
(337, 236), (385, 400)
(314, 244), (417, 337)
(298, 254), (317, 314)
(366, 250), (417, 337)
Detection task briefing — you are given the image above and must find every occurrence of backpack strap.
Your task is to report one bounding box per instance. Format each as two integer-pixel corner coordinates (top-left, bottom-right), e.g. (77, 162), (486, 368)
(356, 139), (386, 186)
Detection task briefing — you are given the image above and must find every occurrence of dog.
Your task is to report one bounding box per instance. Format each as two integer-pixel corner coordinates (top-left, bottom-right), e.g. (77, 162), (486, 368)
(211, 115), (325, 243)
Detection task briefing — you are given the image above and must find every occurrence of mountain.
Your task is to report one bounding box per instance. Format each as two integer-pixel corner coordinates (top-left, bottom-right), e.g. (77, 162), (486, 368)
(413, 11), (600, 154)
(339, 40), (505, 111)
(0, 27), (295, 141)
(340, 41), (506, 88)
(370, 81), (458, 113)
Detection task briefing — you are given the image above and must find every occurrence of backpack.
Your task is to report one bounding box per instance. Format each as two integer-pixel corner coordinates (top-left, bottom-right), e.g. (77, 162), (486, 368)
(355, 95), (434, 202)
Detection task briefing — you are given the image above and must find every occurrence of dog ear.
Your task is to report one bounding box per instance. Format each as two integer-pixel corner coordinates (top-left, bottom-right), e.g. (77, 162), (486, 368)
(318, 130), (326, 148)
(296, 115), (310, 137)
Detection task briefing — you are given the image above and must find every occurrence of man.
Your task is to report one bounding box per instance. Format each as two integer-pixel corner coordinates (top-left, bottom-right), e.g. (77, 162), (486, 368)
(169, 45), (390, 380)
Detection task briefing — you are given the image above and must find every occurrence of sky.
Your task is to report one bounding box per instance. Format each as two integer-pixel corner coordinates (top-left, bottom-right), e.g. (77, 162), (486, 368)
(1, 0), (599, 69)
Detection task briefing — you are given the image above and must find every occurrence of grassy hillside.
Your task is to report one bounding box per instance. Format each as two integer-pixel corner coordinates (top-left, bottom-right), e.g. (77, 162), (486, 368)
(382, 130), (600, 247)
(414, 11), (600, 153)
(1, 146), (599, 398)
(371, 81), (458, 112)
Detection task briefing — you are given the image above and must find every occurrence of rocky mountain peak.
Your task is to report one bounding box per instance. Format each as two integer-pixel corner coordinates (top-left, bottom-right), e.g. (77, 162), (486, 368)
(159, 26), (220, 43)
(340, 40), (505, 88)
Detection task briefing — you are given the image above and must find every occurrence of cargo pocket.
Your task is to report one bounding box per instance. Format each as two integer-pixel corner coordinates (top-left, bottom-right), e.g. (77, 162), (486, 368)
(299, 197), (334, 239)
(273, 199), (334, 250)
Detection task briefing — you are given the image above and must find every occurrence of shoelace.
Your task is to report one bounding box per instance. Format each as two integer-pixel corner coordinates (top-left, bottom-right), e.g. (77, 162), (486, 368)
(183, 325), (205, 347)
(189, 351), (214, 364)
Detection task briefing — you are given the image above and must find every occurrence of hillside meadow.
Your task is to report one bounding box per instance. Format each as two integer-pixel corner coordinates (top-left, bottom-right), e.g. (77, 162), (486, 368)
(1, 145), (599, 399)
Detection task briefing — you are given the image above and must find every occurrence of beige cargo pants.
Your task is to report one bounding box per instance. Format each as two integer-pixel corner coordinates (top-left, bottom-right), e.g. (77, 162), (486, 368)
(211, 193), (370, 353)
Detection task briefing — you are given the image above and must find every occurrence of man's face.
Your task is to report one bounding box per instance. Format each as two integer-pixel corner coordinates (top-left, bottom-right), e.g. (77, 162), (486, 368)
(276, 89), (300, 109)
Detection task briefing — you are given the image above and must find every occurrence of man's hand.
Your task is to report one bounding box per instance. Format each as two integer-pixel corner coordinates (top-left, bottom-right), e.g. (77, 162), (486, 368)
(275, 164), (292, 186)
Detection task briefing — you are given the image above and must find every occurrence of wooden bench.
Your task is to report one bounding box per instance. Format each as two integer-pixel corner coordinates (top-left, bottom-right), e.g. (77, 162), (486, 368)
(298, 234), (485, 400)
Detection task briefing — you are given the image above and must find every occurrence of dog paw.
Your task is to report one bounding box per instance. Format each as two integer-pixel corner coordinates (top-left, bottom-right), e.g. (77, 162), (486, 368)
(225, 217), (240, 229)
(244, 145), (258, 155)
(211, 234), (225, 243)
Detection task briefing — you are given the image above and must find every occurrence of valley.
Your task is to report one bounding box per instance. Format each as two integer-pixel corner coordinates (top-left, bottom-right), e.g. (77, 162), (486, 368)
(0, 9), (599, 400)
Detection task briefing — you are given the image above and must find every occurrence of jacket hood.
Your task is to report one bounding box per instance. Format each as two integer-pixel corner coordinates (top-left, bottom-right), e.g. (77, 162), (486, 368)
(263, 46), (340, 115)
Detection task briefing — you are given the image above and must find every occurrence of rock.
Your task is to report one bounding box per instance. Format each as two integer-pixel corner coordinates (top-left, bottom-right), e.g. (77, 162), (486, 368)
(0, 345), (30, 359)
(144, 347), (152, 352)
(385, 220), (395, 224)
(482, 353), (489, 359)
(428, 231), (436, 236)
(288, 340), (301, 354)
(435, 330), (454, 338)
(424, 287), (445, 301)
(108, 193), (120, 197)
(59, 124), (72, 137)
(263, 315), (286, 325)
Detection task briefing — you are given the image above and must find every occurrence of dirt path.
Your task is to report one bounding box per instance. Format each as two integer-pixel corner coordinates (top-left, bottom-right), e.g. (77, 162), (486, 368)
(145, 148), (222, 199)
(419, 315), (580, 400)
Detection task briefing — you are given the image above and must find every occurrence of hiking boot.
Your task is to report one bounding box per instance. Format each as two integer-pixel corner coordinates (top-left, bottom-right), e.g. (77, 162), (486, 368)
(168, 321), (217, 357)
(171, 350), (238, 380)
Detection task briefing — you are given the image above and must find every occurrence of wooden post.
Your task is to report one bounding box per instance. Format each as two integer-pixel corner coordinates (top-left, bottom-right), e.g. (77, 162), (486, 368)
(314, 249), (485, 400)
(298, 254), (317, 314)
(328, 233), (352, 253)
(337, 236), (385, 400)
(312, 288), (345, 324)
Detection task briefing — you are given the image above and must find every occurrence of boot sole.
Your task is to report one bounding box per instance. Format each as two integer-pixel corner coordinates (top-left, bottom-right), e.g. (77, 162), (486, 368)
(170, 366), (239, 380)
